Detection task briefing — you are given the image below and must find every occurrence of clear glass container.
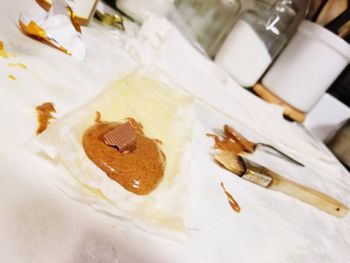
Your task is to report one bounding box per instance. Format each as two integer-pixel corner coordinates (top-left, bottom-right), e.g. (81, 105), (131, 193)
(246, 0), (298, 57)
(215, 0), (308, 87)
(174, 0), (241, 57)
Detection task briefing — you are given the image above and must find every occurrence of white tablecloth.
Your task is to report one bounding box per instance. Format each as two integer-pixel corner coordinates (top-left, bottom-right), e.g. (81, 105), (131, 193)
(1, 1), (349, 262)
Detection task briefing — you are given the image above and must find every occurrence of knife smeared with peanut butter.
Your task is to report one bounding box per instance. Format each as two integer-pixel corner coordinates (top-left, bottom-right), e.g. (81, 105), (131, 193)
(83, 114), (166, 195)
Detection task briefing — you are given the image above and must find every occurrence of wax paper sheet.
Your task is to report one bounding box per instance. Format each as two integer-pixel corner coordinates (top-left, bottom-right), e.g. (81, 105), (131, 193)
(33, 69), (194, 233)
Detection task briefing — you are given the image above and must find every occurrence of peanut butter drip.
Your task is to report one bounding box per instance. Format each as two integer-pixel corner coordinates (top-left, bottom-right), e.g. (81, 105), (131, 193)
(83, 119), (166, 195)
(36, 102), (56, 135)
(207, 124), (255, 154)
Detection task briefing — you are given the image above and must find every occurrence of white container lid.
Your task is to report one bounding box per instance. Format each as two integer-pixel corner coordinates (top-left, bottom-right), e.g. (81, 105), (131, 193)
(299, 20), (350, 60)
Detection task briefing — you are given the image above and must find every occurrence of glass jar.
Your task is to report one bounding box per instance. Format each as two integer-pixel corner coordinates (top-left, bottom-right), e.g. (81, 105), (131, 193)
(173, 0), (241, 57)
(215, 0), (306, 87)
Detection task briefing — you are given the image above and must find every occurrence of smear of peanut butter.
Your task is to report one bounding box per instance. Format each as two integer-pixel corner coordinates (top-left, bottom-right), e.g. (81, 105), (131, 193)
(207, 124), (255, 155)
(83, 117), (166, 195)
(0, 41), (9, 59)
(36, 102), (56, 134)
(207, 133), (245, 155)
(220, 182), (240, 213)
(223, 125), (255, 153)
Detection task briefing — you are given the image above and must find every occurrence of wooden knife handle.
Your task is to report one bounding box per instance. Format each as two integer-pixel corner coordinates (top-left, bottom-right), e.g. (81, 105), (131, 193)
(215, 153), (348, 217)
(268, 170), (349, 217)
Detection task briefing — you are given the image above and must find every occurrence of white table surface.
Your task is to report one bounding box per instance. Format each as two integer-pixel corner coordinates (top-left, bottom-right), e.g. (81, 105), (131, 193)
(1, 1), (350, 262)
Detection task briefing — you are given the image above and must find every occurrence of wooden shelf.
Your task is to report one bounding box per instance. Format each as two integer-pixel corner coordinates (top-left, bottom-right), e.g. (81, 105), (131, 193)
(253, 83), (306, 123)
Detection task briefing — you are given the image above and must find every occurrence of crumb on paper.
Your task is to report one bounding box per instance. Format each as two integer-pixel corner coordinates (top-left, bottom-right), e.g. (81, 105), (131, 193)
(7, 62), (27, 69)
(8, 74), (16, 80)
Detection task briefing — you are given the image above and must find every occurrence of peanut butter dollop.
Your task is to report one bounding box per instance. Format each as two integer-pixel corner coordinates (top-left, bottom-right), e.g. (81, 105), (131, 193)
(83, 118), (166, 195)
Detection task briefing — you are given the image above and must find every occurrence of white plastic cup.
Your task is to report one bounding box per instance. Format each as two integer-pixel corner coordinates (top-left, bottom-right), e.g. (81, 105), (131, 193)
(262, 20), (350, 112)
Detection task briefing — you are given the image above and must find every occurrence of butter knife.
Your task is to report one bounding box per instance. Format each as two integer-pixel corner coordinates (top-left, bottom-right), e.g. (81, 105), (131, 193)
(215, 152), (348, 217)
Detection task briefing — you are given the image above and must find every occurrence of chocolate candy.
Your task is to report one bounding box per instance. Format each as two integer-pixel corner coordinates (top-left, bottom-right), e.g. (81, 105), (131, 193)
(103, 122), (136, 153)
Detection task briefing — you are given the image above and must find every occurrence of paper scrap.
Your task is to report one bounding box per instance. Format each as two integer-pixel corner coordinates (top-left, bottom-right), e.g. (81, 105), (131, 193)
(19, 0), (86, 60)
(8, 74), (16, 80)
